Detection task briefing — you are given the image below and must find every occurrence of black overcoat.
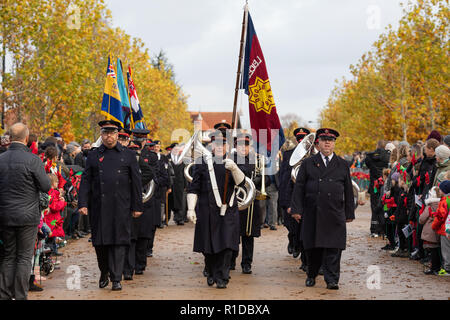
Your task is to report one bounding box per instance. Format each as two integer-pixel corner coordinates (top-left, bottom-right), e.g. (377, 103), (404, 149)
(171, 160), (187, 211)
(290, 153), (355, 250)
(78, 143), (143, 246)
(131, 150), (169, 239)
(234, 154), (261, 238)
(187, 155), (243, 254)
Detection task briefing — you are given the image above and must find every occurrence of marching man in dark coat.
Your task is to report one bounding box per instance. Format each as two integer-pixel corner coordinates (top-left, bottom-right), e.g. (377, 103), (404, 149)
(230, 132), (261, 274)
(78, 120), (143, 291)
(187, 129), (245, 289)
(279, 127), (310, 268)
(290, 128), (355, 290)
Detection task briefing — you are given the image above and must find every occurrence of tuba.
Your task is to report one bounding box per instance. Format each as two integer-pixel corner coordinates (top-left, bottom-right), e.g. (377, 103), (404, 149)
(179, 131), (256, 211)
(290, 133), (317, 183)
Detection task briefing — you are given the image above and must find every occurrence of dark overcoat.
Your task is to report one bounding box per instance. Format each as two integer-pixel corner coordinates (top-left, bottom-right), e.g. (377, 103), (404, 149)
(290, 152), (355, 250)
(234, 153), (261, 238)
(278, 148), (299, 233)
(171, 160), (187, 211)
(188, 156), (243, 254)
(78, 143), (143, 246)
(131, 149), (169, 239)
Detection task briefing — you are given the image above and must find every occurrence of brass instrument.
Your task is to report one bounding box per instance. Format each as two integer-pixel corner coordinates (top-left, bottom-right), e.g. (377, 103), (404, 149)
(255, 153), (269, 200)
(179, 131), (256, 211)
(290, 133), (316, 183)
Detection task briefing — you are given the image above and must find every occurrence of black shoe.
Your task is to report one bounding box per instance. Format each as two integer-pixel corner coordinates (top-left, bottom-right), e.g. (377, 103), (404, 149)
(305, 277), (315, 287)
(146, 250), (153, 257)
(29, 275), (44, 292)
(269, 225), (277, 230)
(292, 249), (300, 259)
(263, 224), (269, 229)
(71, 234), (79, 240)
(287, 244), (293, 255)
(299, 264), (308, 272)
(318, 266), (324, 275)
(230, 264), (236, 271)
(381, 244), (395, 250)
(326, 282), (339, 290)
(75, 230), (85, 238)
(207, 277), (215, 286)
(112, 281), (122, 291)
(423, 269), (438, 275)
(99, 273), (109, 289)
(135, 269), (144, 275)
(123, 274), (133, 280)
(242, 265), (252, 274)
(216, 280), (227, 289)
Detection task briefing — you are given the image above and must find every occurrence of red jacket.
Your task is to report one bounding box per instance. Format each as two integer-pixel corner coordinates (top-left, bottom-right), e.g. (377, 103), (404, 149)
(431, 196), (449, 236)
(43, 188), (66, 238)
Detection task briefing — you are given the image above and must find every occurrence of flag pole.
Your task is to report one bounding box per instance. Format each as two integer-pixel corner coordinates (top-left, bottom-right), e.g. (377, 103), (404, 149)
(231, 2), (249, 130)
(222, 2), (249, 210)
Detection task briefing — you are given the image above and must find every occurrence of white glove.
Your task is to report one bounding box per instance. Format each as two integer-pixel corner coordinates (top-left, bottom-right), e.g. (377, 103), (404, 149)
(384, 212), (388, 219)
(223, 159), (245, 185)
(187, 193), (198, 224)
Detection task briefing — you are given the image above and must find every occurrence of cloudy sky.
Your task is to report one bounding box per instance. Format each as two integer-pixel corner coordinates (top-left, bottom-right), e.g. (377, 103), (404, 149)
(104, 0), (406, 129)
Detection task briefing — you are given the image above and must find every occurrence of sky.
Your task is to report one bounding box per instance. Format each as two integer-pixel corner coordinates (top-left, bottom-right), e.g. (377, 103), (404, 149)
(104, 0), (406, 129)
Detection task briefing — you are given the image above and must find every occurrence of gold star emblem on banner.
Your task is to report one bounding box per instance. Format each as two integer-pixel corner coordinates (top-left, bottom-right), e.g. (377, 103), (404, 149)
(248, 76), (275, 115)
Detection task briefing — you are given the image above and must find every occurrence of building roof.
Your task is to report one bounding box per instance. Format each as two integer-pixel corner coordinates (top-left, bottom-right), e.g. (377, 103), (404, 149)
(189, 111), (241, 130)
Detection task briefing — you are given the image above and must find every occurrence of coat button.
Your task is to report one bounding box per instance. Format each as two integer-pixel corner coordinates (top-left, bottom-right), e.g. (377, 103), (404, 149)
(118, 170), (121, 173)
(328, 193), (331, 196)
(319, 179), (322, 182)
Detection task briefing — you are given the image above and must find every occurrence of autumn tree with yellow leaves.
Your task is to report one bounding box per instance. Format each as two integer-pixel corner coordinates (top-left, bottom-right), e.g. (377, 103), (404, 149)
(320, 0), (449, 154)
(1, 0), (192, 145)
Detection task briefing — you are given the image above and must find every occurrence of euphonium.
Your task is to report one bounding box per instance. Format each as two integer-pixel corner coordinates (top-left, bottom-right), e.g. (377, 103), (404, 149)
(255, 153), (269, 200)
(181, 132), (255, 211)
(290, 133), (316, 183)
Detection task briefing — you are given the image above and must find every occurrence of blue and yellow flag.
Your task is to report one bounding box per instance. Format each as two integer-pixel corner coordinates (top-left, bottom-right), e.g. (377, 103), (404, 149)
(116, 58), (132, 129)
(101, 55), (124, 126)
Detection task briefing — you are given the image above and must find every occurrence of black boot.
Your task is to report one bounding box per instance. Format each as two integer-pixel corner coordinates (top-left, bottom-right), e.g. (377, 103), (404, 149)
(29, 275), (43, 292)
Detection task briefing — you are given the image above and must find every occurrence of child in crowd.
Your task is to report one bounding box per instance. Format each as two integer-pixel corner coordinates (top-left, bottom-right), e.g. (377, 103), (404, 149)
(432, 179), (450, 276)
(44, 173), (67, 256)
(381, 170), (397, 251)
(420, 186), (441, 275)
(391, 173), (410, 257)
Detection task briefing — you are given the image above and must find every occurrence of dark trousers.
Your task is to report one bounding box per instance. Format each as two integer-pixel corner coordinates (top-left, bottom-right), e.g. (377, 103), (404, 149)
(370, 191), (381, 233)
(428, 247), (441, 272)
(147, 226), (157, 252)
(231, 236), (254, 268)
(306, 248), (342, 284)
(397, 222), (407, 250)
(94, 245), (127, 282)
(204, 249), (233, 283)
(0, 225), (37, 300)
(386, 220), (396, 247)
(124, 238), (149, 275)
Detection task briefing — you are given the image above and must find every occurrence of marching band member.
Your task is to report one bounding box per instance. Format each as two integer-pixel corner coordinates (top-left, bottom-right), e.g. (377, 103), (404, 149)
(279, 128), (310, 269)
(230, 132), (262, 274)
(186, 129), (245, 289)
(290, 128), (355, 290)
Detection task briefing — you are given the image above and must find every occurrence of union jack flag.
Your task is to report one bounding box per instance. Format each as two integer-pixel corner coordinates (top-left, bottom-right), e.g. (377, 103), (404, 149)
(107, 63), (116, 78)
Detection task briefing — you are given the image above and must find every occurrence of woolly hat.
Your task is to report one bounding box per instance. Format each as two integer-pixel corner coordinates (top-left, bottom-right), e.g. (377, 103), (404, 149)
(435, 145), (450, 160)
(427, 130), (442, 143)
(391, 172), (400, 182)
(439, 180), (450, 195)
(385, 143), (395, 152)
(444, 135), (450, 146)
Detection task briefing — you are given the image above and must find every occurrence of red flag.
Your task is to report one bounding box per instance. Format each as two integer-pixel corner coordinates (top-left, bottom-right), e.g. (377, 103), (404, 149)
(242, 10), (285, 154)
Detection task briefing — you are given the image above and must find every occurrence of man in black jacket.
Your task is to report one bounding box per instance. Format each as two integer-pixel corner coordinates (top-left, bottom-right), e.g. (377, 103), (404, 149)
(290, 128), (355, 290)
(364, 140), (390, 236)
(0, 123), (51, 300)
